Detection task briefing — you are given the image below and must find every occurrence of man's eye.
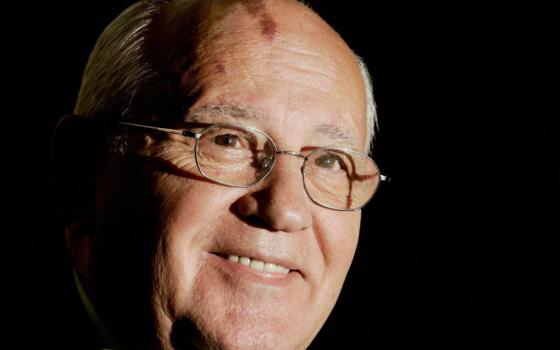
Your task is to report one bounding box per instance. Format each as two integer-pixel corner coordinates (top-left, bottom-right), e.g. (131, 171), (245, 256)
(315, 154), (342, 169)
(214, 134), (240, 147)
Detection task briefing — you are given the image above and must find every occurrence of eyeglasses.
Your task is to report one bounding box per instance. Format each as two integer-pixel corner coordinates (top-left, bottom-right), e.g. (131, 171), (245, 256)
(118, 121), (388, 211)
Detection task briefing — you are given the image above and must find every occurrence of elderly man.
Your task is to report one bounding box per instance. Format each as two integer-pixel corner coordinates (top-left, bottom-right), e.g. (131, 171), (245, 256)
(53, 0), (384, 348)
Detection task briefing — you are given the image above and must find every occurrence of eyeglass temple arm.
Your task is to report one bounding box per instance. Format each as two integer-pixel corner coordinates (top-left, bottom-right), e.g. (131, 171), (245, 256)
(118, 122), (198, 138)
(380, 174), (391, 183)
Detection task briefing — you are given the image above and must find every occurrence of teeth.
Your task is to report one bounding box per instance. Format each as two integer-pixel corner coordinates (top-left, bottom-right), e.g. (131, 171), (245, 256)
(239, 256), (251, 266)
(250, 259), (264, 271)
(227, 255), (291, 274)
(264, 262), (276, 273)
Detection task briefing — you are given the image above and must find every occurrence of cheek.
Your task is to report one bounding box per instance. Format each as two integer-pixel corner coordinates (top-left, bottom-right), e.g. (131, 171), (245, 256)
(150, 174), (241, 315)
(316, 210), (361, 279)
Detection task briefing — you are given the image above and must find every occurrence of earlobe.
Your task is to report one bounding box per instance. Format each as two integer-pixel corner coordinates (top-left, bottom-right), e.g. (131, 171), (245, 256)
(65, 209), (94, 269)
(51, 114), (100, 234)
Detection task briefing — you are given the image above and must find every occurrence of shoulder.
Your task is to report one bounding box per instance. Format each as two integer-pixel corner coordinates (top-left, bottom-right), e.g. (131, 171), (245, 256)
(23, 259), (105, 349)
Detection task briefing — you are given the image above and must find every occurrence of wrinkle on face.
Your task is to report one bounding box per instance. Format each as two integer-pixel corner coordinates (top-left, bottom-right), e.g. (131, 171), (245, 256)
(196, 40), (358, 123)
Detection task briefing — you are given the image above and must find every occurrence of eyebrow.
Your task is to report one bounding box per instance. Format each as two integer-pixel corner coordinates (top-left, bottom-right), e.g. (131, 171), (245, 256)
(186, 105), (259, 122)
(186, 104), (359, 149)
(314, 123), (359, 149)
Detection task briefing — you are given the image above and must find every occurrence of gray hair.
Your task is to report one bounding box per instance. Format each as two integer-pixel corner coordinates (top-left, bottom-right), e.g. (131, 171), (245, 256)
(356, 55), (378, 150)
(74, 1), (159, 119)
(75, 0), (378, 152)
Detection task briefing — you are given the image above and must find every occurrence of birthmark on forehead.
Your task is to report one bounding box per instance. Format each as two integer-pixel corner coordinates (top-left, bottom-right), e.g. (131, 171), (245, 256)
(215, 63), (226, 74)
(206, 57), (227, 76)
(241, 0), (278, 41)
(259, 13), (277, 41)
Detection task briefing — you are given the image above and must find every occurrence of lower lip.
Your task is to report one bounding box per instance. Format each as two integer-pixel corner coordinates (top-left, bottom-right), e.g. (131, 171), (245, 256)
(208, 253), (301, 286)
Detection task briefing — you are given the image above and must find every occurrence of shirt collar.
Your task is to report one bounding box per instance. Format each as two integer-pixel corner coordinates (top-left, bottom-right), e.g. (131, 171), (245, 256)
(73, 268), (121, 350)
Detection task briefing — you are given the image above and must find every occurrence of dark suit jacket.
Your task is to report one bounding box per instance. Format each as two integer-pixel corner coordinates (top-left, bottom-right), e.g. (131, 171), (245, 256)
(18, 254), (106, 350)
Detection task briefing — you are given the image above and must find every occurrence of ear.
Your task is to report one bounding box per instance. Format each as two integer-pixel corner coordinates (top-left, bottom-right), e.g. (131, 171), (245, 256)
(51, 114), (101, 238)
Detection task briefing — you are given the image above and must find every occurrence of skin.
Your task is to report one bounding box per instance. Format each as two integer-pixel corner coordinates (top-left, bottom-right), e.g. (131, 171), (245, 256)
(66, 0), (368, 349)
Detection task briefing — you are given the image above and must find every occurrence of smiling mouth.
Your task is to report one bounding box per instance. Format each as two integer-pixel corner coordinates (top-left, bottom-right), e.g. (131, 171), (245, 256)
(214, 253), (293, 275)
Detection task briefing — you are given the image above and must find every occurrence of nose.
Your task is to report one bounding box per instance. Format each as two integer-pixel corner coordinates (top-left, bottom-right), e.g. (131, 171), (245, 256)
(235, 153), (312, 232)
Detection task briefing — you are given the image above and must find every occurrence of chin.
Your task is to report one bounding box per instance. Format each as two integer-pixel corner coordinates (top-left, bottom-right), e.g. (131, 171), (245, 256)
(164, 305), (315, 350)
(193, 319), (308, 350)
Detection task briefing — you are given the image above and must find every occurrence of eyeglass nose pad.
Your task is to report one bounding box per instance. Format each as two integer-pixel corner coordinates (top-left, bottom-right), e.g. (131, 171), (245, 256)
(257, 140), (277, 172)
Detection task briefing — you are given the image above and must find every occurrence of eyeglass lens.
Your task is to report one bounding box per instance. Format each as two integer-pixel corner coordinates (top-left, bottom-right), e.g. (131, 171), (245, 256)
(194, 124), (380, 210)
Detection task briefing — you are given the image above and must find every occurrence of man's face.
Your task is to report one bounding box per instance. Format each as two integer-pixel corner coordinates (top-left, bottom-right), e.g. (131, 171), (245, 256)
(90, 2), (368, 349)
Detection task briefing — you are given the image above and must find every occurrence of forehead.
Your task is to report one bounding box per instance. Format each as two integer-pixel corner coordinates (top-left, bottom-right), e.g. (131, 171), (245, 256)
(152, 0), (367, 148)
(194, 2), (363, 89)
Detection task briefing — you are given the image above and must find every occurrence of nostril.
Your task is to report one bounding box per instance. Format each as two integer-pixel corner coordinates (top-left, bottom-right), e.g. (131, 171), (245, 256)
(233, 203), (275, 230)
(245, 215), (275, 230)
(235, 196), (254, 217)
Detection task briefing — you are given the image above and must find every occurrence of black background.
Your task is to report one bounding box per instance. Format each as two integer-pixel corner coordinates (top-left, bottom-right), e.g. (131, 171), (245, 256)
(7, 2), (558, 349)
